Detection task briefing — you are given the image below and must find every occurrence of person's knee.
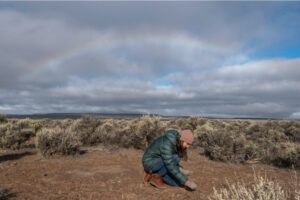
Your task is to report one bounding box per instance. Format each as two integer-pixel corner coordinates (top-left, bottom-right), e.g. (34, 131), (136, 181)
(156, 165), (167, 176)
(147, 160), (168, 176)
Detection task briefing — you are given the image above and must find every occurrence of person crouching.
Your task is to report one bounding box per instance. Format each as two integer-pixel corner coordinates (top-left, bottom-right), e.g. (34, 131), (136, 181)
(142, 129), (197, 191)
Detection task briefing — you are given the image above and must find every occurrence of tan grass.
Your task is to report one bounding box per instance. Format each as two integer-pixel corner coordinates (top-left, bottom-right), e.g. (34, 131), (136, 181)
(209, 174), (286, 200)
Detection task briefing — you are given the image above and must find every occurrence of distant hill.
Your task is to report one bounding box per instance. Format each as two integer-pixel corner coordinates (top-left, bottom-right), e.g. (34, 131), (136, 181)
(6, 113), (148, 119)
(4, 113), (293, 120)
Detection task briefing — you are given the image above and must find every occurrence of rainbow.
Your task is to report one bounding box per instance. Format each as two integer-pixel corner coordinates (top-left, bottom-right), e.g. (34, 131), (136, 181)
(30, 32), (207, 72)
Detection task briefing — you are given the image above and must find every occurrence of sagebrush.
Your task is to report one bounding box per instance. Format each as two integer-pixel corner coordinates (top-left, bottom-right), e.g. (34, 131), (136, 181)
(1, 116), (300, 167)
(0, 118), (41, 149)
(35, 126), (81, 157)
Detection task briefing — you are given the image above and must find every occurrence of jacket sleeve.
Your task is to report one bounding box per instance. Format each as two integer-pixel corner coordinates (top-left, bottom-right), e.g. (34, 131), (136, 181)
(160, 137), (188, 185)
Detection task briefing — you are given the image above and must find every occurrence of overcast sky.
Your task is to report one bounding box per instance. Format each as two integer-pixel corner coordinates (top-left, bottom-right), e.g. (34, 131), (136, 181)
(0, 2), (300, 118)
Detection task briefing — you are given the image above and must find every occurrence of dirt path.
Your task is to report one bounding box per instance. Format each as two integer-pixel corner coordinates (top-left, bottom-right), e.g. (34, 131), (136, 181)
(0, 146), (298, 200)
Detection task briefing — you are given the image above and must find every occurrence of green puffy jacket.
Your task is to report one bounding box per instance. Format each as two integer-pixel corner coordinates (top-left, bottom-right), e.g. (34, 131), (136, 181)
(142, 130), (188, 185)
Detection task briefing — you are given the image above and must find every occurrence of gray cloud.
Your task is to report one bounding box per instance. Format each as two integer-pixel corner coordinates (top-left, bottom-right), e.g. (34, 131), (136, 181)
(3, 2), (299, 49)
(0, 2), (300, 118)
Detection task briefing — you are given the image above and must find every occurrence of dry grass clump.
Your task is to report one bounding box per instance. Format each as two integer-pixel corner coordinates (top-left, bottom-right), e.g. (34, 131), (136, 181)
(288, 169), (300, 200)
(209, 175), (286, 200)
(0, 118), (40, 149)
(209, 171), (300, 200)
(35, 127), (81, 157)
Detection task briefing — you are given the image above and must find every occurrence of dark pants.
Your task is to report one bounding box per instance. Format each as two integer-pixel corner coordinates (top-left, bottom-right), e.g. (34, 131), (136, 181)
(144, 155), (180, 186)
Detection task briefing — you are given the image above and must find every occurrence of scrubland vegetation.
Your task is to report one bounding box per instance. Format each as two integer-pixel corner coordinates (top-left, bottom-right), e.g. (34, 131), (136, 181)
(0, 115), (299, 168)
(1, 115), (299, 199)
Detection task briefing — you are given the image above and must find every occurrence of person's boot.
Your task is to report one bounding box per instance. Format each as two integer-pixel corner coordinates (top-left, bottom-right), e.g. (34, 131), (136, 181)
(143, 171), (152, 185)
(149, 174), (167, 189)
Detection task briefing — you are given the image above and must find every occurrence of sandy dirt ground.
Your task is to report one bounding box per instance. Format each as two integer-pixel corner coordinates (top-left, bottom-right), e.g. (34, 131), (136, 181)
(0, 146), (298, 200)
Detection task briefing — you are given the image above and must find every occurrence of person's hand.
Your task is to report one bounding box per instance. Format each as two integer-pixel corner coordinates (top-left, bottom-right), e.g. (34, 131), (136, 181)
(185, 180), (197, 191)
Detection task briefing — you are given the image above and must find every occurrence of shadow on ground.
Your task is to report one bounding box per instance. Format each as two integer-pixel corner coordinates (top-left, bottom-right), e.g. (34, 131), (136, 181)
(0, 188), (16, 200)
(0, 151), (35, 163)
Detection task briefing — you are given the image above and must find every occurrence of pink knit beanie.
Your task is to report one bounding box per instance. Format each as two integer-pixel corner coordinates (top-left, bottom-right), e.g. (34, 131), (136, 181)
(179, 129), (194, 144)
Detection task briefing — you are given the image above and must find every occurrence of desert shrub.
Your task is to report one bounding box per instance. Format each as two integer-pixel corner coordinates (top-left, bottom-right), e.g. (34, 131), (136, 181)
(3, 117), (299, 168)
(93, 119), (137, 148)
(163, 117), (207, 131)
(117, 119), (140, 148)
(93, 116), (166, 149)
(244, 142), (261, 161)
(209, 120), (227, 130)
(94, 119), (119, 145)
(194, 122), (214, 147)
(70, 117), (102, 145)
(175, 117), (207, 130)
(135, 115), (166, 149)
(188, 117), (207, 130)
(165, 119), (181, 130)
(0, 122), (35, 150)
(17, 118), (43, 134)
(0, 114), (7, 123)
(36, 127), (81, 157)
(40, 119), (73, 129)
(270, 143), (300, 168)
(173, 118), (196, 130)
(224, 121), (244, 133)
(209, 175), (287, 200)
(284, 125), (300, 143)
(173, 118), (189, 129)
(250, 120), (300, 143)
(200, 130), (248, 163)
(193, 120), (298, 167)
(282, 121), (300, 128)
(118, 115), (167, 149)
(251, 122), (288, 143)
(268, 129), (288, 143)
